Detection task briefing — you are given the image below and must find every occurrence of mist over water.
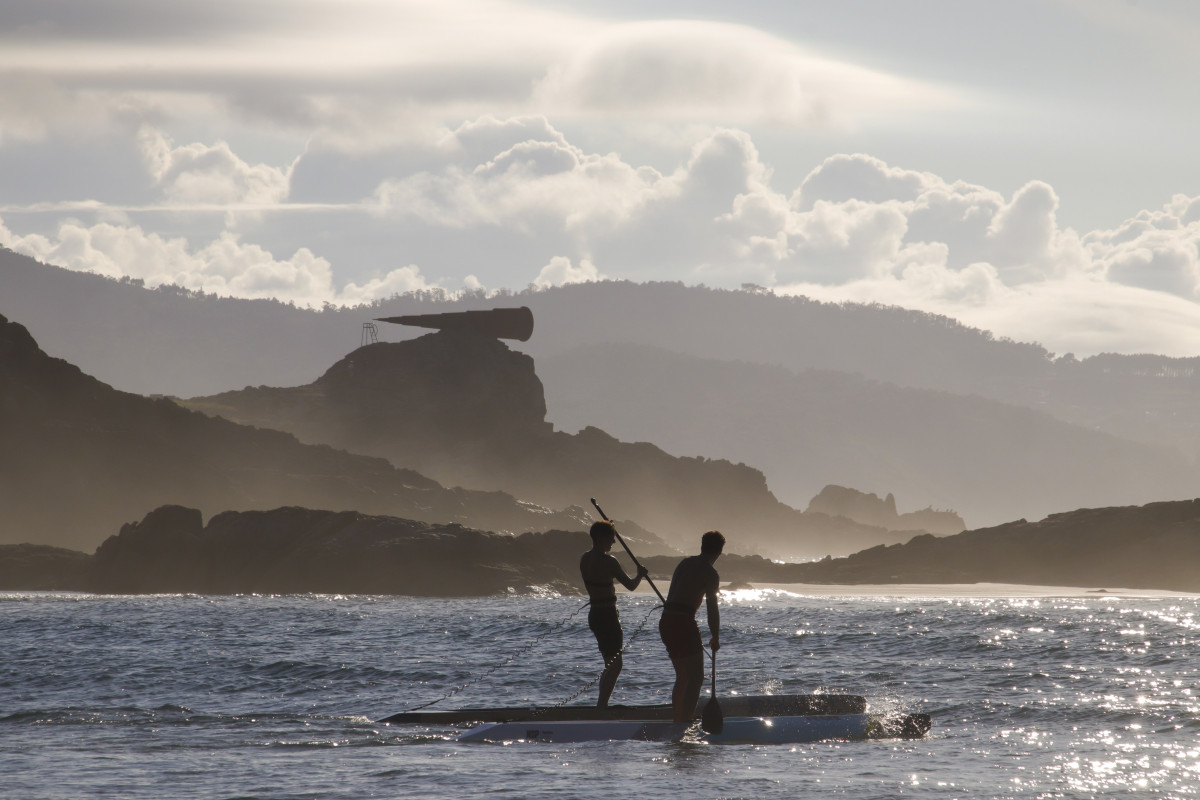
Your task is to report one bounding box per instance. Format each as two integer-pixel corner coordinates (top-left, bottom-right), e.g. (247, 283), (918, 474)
(4, 590), (1199, 799)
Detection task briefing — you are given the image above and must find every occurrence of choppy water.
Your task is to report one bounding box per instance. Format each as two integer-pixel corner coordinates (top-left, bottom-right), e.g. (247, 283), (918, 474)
(3, 589), (1200, 799)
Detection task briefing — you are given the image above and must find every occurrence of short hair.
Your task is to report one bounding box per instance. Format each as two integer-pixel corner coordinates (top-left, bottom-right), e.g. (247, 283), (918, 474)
(701, 530), (725, 555)
(590, 520), (616, 543)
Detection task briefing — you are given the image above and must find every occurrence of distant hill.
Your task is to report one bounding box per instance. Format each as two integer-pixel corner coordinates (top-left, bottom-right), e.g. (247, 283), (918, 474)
(537, 343), (1195, 524)
(0, 312), (588, 551)
(6, 248), (1200, 526)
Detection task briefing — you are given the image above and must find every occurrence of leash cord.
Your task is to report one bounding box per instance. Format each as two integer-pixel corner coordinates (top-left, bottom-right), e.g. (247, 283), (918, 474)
(402, 599), (591, 712)
(533, 600), (663, 715)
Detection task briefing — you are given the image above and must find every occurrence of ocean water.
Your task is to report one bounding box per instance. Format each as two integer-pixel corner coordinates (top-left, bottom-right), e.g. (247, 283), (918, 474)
(3, 589), (1199, 799)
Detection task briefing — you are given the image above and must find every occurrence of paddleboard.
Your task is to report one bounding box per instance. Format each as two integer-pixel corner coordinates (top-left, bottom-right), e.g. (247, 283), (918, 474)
(455, 712), (931, 744)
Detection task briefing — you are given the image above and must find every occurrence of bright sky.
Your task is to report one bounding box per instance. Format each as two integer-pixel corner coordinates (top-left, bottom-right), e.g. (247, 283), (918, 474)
(2, 0), (1200, 357)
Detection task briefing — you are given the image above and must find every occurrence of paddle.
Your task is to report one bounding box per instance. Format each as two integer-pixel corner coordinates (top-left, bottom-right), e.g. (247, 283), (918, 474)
(702, 647), (724, 734)
(590, 498), (665, 604)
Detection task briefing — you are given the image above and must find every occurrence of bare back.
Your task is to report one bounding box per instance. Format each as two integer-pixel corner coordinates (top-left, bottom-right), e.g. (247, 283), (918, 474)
(665, 555), (719, 613)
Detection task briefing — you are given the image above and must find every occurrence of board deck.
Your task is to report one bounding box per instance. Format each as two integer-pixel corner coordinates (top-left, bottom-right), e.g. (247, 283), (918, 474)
(455, 712), (932, 744)
(381, 693), (867, 725)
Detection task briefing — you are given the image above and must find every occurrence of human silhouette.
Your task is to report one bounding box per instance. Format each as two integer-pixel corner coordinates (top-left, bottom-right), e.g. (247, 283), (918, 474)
(579, 520), (649, 707)
(659, 530), (724, 722)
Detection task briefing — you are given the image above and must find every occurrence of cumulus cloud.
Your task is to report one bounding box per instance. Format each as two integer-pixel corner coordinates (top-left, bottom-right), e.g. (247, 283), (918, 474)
(370, 116), (667, 237)
(0, 217), (437, 307)
(6, 110), (1200, 357)
(533, 256), (604, 288)
(1084, 195), (1200, 298)
(351, 120), (1200, 358)
(138, 127), (294, 208)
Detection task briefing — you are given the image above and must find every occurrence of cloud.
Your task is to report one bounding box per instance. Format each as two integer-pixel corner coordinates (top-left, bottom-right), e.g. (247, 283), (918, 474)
(1084, 194), (1200, 298)
(532, 20), (955, 127)
(0, 217), (437, 307)
(533, 256), (604, 288)
(369, 116), (667, 237)
(0, 1), (959, 156)
(138, 127), (294, 208)
(6, 110), (1200, 357)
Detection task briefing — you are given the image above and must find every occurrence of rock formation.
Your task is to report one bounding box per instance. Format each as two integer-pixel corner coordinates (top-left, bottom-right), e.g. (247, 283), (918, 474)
(87, 505), (585, 596)
(183, 325), (943, 558)
(789, 499), (1200, 592)
(0, 544), (91, 590)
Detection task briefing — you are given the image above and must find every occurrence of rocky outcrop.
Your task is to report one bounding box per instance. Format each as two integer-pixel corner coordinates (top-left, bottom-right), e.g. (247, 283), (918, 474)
(806, 485), (964, 536)
(788, 499), (1200, 592)
(183, 328), (947, 559)
(0, 313), (587, 551)
(89, 505), (594, 596)
(0, 544), (91, 589)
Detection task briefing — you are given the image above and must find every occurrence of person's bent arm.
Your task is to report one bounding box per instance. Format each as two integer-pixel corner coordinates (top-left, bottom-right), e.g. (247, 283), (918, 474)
(610, 556), (643, 592)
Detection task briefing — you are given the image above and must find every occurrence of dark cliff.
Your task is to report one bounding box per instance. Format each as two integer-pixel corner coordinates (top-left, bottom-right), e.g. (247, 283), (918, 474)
(87, 505), (588, 596)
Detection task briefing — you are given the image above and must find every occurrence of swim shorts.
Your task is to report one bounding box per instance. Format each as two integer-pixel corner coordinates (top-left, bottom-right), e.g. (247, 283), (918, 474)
(588, 604), (623, 656)
(659, 611), (701, 660)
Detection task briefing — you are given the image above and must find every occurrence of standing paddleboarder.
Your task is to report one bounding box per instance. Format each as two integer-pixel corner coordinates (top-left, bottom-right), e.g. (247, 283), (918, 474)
(580, 520), (649, 707)
(659, 530), (724, 723)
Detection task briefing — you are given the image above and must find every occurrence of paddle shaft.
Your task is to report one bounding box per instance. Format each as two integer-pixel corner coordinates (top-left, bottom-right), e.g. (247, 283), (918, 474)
(701, 648), (724, 733)
(590, 498), (666, 604)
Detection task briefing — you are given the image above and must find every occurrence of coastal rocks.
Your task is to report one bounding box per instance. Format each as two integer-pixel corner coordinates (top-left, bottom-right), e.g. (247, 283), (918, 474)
(795, 499), (1200, 592)
(0, 544), (91, 590)
(5, 499), (1200, 594)
(88, 505), (589, 596)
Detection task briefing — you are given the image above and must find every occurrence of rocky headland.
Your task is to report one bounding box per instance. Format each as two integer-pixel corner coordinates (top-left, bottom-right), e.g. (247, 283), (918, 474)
(787, 499), (1200, 592)
(181, 318), (961, 558)
(0, 313), (587, 552)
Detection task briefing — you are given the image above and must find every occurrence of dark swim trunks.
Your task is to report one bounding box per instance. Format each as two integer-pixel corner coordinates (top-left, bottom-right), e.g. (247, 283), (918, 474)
(659, 610), (701, 660)
(588, 603), (623, 656)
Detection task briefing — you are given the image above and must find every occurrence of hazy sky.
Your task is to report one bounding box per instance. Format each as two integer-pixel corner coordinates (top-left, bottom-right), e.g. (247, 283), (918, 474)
(3, 0), (1200, 356)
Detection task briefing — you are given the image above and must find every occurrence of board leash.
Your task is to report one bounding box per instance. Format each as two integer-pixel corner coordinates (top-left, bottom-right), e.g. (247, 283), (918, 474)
(532, 598), (663, 716)
(401, 598), (592, 712)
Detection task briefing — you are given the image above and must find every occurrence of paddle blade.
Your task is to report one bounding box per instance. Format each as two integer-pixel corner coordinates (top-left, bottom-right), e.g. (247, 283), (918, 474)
(701, 696), (723, 734)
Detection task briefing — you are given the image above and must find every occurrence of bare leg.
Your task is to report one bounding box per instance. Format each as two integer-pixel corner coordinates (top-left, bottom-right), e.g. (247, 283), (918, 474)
(671, 651), (705, 722)
(598, 651), (622, 708)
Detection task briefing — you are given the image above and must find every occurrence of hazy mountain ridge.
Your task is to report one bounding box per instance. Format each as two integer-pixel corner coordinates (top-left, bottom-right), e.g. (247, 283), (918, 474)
(538, 342), (1196, 524)
(6, 249), (1200, 528)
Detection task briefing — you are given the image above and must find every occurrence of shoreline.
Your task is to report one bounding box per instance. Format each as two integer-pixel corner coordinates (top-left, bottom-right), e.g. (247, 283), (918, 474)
(747, 582), (1200, 598)
(628, 582), (1200, 599)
